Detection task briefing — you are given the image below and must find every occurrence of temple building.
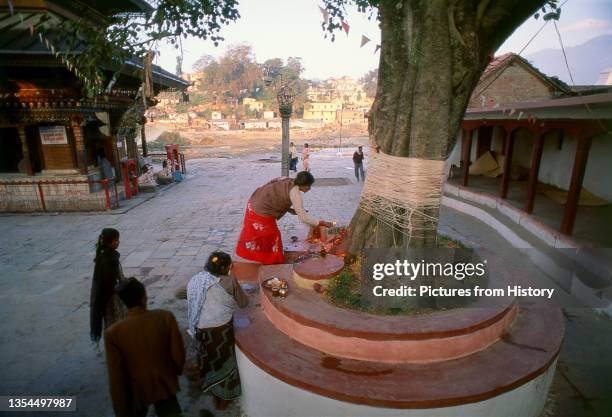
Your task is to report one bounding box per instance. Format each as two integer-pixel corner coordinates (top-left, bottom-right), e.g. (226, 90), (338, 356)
(447, 53), (612, 247)
(0, 0), (187, 212)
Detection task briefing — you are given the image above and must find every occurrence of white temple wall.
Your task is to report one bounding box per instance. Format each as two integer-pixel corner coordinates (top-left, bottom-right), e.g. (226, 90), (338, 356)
(446, 128), (612, 202)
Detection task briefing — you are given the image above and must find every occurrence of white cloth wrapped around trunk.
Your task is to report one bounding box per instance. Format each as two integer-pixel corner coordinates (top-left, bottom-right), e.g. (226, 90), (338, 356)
(359, 152), (446, 241)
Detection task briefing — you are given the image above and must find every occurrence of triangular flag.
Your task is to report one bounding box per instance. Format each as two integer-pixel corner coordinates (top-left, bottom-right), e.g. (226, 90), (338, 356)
(318, 6), (330, 23)
(341, 21), (350, 36)
(360, 35), (370, 48)
(374, 44), (381, 54)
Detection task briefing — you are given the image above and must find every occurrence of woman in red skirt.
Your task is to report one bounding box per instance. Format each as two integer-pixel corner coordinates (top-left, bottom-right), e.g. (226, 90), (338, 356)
(236, 171), (333, 264)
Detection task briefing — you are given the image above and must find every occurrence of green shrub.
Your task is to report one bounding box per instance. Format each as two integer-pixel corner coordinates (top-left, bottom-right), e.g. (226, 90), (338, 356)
(327, 270), (363, 309)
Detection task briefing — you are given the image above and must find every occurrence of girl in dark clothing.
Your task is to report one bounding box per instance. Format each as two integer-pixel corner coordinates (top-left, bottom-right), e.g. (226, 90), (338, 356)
(90, 228), (126, 343)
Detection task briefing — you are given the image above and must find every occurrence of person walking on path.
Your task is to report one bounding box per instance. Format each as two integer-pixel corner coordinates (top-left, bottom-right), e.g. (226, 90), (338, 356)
(289, 142), (298, 173)
(187, 251), (249, 411)
(302, 143), (311, 172)
(90, 228), (126, 344)
(236, 171), (333, 264)
(105, 278), (186, 417)
(353, 146), (366, 182)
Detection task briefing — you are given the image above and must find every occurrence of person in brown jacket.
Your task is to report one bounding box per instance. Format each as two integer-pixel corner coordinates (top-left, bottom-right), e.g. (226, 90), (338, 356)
(105, 278), (185, 417)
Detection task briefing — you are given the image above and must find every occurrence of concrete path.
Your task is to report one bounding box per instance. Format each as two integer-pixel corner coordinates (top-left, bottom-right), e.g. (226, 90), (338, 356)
(0, 149), (610, 417)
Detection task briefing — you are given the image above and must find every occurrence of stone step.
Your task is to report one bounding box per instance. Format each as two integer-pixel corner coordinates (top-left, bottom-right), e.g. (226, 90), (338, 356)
(258, 264), (521, 363)
(234, 288), (563, 409)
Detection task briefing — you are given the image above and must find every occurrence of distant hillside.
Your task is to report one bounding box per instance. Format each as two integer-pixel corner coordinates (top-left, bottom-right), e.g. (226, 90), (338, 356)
(525, 35), (612, 85)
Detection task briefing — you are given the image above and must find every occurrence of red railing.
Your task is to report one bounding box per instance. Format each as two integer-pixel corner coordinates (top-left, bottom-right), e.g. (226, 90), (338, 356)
(0, 178), (119, 212)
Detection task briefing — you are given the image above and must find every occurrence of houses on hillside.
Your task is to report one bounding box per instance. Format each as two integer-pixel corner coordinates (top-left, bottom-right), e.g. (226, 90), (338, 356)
(304, 76), (373, 125)
(153, 73), (374, 129)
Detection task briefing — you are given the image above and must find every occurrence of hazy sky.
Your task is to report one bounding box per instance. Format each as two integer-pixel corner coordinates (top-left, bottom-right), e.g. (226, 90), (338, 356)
(155, 0), (612, 81)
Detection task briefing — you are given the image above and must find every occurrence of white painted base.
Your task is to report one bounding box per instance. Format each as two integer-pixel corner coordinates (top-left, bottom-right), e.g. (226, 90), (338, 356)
(237, 347), (557, 417)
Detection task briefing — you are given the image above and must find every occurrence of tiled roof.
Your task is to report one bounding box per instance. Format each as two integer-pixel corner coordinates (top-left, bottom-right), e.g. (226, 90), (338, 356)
(479, 53), (514, 81)
(479, 53), (569, 93)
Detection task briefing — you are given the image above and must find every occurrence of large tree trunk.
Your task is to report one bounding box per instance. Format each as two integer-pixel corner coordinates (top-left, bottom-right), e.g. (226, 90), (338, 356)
(346, 0), (545, 254)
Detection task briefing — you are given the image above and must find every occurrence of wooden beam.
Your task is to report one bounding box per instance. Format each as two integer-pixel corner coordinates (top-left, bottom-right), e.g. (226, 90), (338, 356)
(17, 126), (34, 176)
(561, 135), (592, 235)
(525, 132), (544, 213)
(70, 119), (88, 175)
(140, 124), (148, 157)
(500, 129), (514, 199)
(461, 129), (473, 187)
(500, 128), (507, 156)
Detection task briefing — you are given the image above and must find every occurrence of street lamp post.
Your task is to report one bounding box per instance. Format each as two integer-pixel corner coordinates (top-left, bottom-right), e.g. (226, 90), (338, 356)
(277, 84), (295, 177)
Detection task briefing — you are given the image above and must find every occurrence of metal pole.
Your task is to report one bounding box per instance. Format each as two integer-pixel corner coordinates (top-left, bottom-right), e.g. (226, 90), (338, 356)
(277, 83), (294, 177)
(281, 116), (290, 176)
(339, 103), (343, 152)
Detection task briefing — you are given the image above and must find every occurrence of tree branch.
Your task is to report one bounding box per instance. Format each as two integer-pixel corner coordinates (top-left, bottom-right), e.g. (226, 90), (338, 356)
(448, 1), (466, 48)
(476, 0), (492, 22)
(478, 0), (545, 54)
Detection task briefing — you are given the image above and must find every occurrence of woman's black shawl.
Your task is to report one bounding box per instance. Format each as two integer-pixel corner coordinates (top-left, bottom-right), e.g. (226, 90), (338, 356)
(90, 248), (122, 343)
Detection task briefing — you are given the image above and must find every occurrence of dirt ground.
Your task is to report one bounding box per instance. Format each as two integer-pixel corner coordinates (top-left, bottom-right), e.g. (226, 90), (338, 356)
(145, 122), (370, 159)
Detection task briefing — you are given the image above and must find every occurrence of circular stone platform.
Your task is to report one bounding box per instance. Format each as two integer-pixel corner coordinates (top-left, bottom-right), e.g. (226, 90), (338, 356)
(235, 259), (564, 417)
(292, 254), (344, 289)
(260, 264), (517, 363)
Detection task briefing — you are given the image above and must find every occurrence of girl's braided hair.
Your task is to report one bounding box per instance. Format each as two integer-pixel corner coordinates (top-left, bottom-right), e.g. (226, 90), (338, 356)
(95, 228), (119, 260)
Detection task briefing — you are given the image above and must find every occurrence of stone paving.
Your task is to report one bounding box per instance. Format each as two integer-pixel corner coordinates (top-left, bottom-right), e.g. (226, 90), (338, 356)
(0, 148), (610, 417)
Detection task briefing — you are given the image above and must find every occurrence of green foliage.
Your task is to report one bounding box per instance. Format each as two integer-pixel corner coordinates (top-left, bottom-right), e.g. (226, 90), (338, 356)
(360, 68), (378, 98)
(156, 131), (189, 146)
(41, 0), (241, 95)
(327, 270), (363, 308)
(437, 235), (465, 249)
(320, 0), (379, 42)
(534, 0), (561, 20)
(188, 93), (209, 106)
(175, 103), (190, 113)
(189, 45), (309, 116)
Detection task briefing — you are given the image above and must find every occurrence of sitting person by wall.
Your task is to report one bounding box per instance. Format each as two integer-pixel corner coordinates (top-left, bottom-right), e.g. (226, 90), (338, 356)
(138, 165), (157, 192)
(157, 159), (174, 185)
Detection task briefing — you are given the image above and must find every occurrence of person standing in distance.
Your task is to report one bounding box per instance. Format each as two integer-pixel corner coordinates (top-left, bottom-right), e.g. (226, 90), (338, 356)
(289, 142), (298, 173)
(302, 143), (311, 172)
(353, 146), (366, 182)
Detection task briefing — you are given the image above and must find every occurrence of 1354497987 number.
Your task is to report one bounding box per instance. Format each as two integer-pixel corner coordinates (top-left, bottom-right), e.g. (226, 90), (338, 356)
(1, 396), (76, 411)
